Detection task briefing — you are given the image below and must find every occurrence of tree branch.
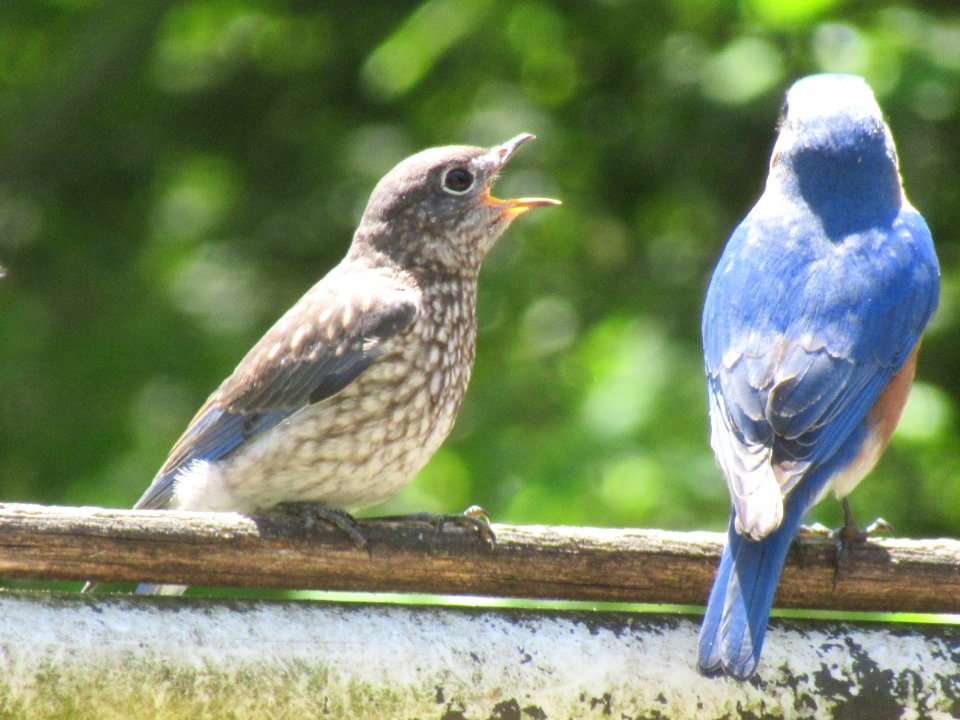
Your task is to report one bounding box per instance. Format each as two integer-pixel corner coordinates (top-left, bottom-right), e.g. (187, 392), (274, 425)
(0, 502), (958, 612)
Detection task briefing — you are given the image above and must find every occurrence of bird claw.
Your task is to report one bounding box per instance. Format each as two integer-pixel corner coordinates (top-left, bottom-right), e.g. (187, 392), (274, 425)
(271, 503), (368, 550)
(863, 517), (895, 537)
(452, 505), (497, 548)
(374, 505), (497, 548)
(837, 500), (894, 546)
(831, 500), (893, 589)
(797, 522), (833, 539)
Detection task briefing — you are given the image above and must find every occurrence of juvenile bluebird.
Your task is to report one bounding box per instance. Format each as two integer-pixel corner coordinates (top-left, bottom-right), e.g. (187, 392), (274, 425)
(697, 74), (939, 679)
(86, 134), (558, 594)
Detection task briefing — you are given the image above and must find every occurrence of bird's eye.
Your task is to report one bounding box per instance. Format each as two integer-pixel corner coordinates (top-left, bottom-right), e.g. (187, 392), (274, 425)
(442, 167), (475, 195)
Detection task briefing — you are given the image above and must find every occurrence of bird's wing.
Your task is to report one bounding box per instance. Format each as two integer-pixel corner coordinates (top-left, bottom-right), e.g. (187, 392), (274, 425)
(703, 210), (938, 537)
(707, 340), (889, 535)
(135, 267), (420, 509)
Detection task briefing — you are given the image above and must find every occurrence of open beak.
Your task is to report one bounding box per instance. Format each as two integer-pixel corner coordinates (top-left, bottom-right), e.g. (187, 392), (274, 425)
(486, 134), (561, 219)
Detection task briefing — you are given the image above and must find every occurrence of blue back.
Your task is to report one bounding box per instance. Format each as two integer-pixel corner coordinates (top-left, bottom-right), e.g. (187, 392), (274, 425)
(704, 199), (938, 480)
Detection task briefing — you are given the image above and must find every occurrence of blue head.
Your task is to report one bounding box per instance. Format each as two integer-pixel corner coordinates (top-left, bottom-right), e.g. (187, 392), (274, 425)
(768, 74), (902, 238)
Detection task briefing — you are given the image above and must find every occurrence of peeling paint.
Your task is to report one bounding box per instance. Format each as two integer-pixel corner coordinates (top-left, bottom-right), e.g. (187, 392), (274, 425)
(0, 592), (955, 719)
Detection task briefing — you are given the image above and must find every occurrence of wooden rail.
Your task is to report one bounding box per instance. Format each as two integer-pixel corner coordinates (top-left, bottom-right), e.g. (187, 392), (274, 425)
(0, 502), (957, 611)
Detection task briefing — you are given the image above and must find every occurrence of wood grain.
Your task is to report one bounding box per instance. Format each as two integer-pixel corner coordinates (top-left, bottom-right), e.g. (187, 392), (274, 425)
(0, 502), (957, 611)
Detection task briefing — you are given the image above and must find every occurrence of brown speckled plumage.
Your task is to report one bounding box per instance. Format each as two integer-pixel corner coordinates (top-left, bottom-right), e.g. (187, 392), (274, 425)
(129, 135), (558, 520)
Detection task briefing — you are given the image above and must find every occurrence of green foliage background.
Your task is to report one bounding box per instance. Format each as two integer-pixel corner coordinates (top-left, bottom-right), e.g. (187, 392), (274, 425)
(1, 0), (958, 543)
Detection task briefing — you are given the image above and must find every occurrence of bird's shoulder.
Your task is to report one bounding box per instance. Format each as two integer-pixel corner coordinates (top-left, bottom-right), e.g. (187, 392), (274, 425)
(215, 261), (422, 411)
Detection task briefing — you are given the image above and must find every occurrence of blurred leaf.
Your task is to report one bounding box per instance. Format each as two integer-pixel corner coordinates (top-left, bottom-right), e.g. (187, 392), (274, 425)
(744, 0), (839, 27)
(701, 36), (785, 105)
(362, 0), (493, 101)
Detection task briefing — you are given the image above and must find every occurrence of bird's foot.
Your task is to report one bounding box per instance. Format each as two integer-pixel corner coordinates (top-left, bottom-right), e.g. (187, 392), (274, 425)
(831, 500), (893, 589)
(374, 505), (496, 548)
(271, 502), (367, 550)
(837, 498), (893, 546)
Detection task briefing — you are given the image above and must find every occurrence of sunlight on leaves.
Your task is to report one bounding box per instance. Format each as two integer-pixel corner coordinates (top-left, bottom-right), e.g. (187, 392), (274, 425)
(579, 318), (671, 439)
(743, 0), (838, 27)
(362, 0), (493, 101)
(701, 37), (784, 105)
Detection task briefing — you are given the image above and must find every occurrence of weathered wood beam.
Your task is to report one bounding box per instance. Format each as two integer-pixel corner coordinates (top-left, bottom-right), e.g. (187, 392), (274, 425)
(0, 503), (957, 611)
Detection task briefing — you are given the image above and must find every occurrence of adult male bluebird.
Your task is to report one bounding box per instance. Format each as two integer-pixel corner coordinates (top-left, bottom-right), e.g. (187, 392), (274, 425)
(697, 74), (940, 679)
(86, 134), (558, 595)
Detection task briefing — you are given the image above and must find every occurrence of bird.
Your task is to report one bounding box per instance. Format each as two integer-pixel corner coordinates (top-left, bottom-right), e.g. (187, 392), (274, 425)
(85, 134), (559, 595)
(697, 74), (940, 679)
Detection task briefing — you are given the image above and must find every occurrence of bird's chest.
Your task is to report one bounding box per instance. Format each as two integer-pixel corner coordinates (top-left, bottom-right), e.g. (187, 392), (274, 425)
(358, 277), (477, 445)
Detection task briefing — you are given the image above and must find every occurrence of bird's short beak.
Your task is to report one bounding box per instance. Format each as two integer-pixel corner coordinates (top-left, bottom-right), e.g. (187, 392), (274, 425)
(485, 134), (561, 219)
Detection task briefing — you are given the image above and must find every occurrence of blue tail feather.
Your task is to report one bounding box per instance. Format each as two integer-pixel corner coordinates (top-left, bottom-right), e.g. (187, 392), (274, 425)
(720, 514), (799, 677)
(697, 522), (738, 674)
(697, 502), (806, 678)
(698, 428), (869, 678)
